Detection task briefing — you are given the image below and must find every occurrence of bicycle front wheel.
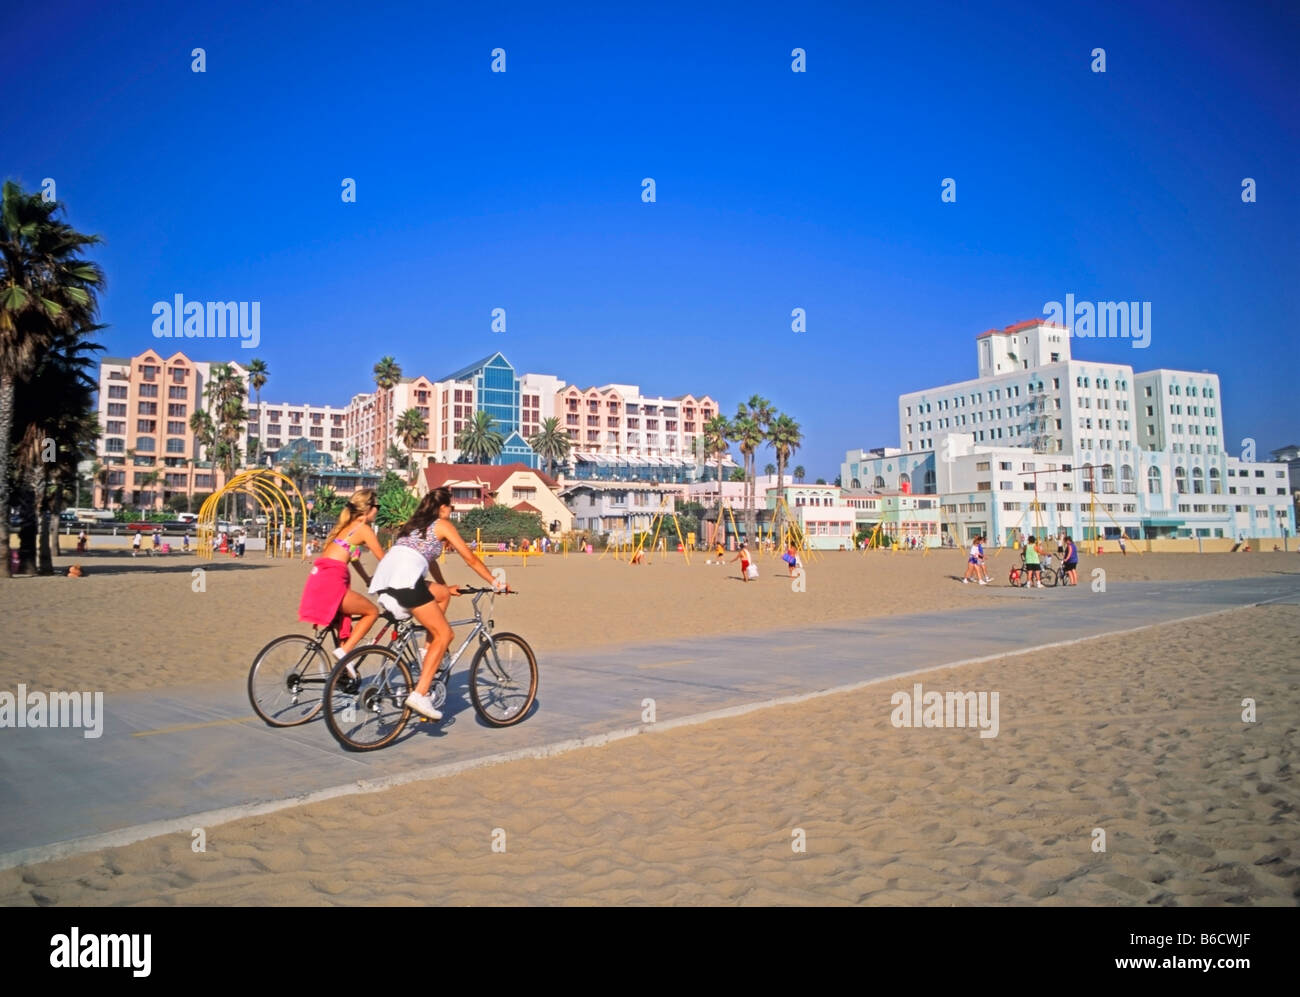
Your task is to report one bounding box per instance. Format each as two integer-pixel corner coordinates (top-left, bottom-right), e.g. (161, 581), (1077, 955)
(323, 646), (413, 751)
(469, 633), (538, 727)
(248, 634), (331, 727)
(1041, 566), (1059, 588)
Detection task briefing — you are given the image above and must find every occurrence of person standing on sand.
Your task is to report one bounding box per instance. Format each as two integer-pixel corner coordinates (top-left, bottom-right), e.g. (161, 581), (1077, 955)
(1118, 534), (1127, 556)
(1024, 535), (1043, 588)
(730, 542), (753, 582)
(132, 531), (141, 557)
(77, 528), (87, 553)
(1063, 535), (1079, 586)
(298, 488), (384, 665)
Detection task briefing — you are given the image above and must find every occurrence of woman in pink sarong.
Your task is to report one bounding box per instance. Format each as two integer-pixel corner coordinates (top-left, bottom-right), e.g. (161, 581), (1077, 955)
(298, 488), (385, 662)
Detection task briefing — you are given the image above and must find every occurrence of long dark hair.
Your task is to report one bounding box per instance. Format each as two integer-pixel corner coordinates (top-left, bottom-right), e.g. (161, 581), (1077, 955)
(398, 486), (452, 538)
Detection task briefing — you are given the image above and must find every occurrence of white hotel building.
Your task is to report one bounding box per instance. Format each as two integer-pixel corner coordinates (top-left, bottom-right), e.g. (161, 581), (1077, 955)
(843, 320), (1294, 544)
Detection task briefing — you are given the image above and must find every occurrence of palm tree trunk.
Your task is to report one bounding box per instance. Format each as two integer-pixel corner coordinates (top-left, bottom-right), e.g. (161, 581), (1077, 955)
(0, 374), (14, 576)
(37, 465), (54, 575)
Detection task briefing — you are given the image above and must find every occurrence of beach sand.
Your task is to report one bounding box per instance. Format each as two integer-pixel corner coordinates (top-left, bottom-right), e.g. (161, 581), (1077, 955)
(1, 548), (1296, 694)
(1, 596), (1296, 906)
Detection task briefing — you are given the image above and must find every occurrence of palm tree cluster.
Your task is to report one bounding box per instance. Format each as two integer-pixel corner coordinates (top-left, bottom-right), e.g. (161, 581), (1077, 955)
(203, 363), (249, 521)
(700, 396), (805, 545)
(1, 181), (106, 576)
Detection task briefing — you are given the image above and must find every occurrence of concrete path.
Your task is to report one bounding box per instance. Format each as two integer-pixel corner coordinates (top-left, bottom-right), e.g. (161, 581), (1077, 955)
(3, 574), (1297, 868)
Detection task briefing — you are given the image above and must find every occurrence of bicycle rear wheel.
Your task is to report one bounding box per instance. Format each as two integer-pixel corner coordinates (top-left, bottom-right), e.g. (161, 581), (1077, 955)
(1041, 566), (1059, 588)
(469, 633), (538, 727)
(323, 646), (413, 751)
(248, 634), (331, 727)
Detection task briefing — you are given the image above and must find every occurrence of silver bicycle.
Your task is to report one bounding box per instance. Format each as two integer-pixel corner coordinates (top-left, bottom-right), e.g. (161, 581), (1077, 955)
(322, 587), (537, 751)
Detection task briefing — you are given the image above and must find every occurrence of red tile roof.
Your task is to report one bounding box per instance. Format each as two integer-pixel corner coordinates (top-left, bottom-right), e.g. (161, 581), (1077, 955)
(975, 319), (1068, 339)
(512, 501), (542, 514)
(422, 462), (559, 494)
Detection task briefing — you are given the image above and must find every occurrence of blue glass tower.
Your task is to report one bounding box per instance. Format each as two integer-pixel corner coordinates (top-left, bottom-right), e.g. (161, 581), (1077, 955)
(440, 352), (538, 468)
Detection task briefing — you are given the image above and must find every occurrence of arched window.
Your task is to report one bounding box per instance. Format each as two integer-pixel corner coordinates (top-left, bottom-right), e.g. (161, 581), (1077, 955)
(899, 472), (911, 492)
(872, 475), (886, 491)
(1192, 467), (1204, 494)
(1174, 467), (1187, 494)
(1148, 466), (1162, 494)
(924, 469), (936, 492)
(1209, 468), (1221, 494)
(1120, 464), (1134, 493)
(851, 478), (861, 489)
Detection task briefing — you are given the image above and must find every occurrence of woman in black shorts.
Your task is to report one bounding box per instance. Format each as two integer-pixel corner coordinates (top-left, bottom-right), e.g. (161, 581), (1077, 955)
(368, 486), (507, 720)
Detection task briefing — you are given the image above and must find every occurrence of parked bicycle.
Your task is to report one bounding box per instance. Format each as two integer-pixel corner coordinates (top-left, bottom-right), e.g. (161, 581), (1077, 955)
(322, 586), (537, 751)
(248, 615), (426, 727)
(1008, 553), (1062, 588)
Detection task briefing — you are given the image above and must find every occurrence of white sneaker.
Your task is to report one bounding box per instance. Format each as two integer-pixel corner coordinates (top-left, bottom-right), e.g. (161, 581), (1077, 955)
(978, 579), (988, 585)
(405, 692), (442, 721)
(962, 578), (969, 584)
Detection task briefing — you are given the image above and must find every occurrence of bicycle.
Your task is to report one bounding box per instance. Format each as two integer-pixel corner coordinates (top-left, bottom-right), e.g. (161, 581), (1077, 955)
(322, 586), (537, 752)
(248, 615), (427, 727)
(1008, 554), (1059, 588)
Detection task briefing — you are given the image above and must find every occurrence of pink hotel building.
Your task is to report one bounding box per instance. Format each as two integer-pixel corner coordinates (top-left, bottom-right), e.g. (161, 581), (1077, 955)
(96, 348), (722, 508)
(94, 349), (249, 508)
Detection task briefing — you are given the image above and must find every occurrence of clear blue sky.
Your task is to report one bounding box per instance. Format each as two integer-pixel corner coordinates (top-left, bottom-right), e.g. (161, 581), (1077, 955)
(5, 0), (1297, 477)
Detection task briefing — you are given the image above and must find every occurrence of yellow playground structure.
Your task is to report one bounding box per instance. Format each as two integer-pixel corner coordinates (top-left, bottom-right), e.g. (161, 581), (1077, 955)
(196, 469), (309, 560)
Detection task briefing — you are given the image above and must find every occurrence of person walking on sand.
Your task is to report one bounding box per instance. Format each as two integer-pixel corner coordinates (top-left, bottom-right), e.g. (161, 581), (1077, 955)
(183, 532), (190, 553)
(77, 527), (87, 554)
(298, 488), (385, 666)
(132, 531), (141, 558)
(368, 486), (508, 721)
(1118, 534), (1127, 556)
(730, 542), (753, 582)
(962, 535), (988, 585)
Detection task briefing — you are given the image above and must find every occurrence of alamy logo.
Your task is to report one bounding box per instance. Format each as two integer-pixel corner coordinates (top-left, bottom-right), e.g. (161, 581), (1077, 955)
(890, 683), (999, 738)
(1042, 294), (1150, 349)
(152, 294), (260, 349)
(0, 685), (104, 738)
(50, 928), (151, 977)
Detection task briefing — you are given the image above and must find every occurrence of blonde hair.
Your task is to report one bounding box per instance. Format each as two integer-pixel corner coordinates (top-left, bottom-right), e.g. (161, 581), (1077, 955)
(328, 488), (377, 543)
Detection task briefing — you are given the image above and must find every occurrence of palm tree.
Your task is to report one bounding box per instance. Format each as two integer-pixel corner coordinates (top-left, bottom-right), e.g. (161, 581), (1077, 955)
(794, 465), (805, 484)
(11, 325), (103, 572)
(0, 180), (104, 575)
(528, 417), (570, 478)
(456, 411), (505, 464)
(732, 403), (767, 545)
(203, 364), (248, 521)
(373, 356), (402, 469)
(395, 407), (427, 485)
(764, 463), (776, 476)
(767, 413), (803, 538)
(702, 414), (732, 543)
(139, 470), (161, 511)
(385, 442), (405, 472)
(246, 358), (268, 464)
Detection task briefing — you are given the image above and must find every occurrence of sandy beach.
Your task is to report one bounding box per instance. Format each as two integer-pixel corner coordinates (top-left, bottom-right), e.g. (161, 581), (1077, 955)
(1, 548), (1296, 695)
(2, 599), (1296, 906)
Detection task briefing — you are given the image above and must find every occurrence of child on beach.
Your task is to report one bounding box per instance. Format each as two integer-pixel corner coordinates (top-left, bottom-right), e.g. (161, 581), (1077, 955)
(368, 486), (508, 721)
(297, 488), (384, 664)
(132, 532), (141, 557)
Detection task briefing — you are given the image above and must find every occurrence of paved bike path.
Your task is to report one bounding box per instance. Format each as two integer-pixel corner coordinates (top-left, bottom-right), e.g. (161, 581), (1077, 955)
(3, 574), (1297, 866)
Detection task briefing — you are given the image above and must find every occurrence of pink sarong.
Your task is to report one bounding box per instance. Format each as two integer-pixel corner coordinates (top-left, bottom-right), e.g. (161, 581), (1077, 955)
(298, 558), (353, 639)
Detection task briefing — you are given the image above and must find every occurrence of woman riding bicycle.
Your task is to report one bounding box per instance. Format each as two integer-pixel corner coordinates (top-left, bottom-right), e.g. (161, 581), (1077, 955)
(297, 488), (385, 660)
(369, 486), (507, 721)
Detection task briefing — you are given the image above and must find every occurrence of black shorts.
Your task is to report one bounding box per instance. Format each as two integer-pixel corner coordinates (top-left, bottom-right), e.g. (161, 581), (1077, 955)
(1063, 561), (1078, 571)
(379, 577), (435, 610)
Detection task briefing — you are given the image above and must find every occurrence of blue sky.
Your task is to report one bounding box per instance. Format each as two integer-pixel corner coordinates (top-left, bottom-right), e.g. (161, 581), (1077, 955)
(5, 0), (1297, 476)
